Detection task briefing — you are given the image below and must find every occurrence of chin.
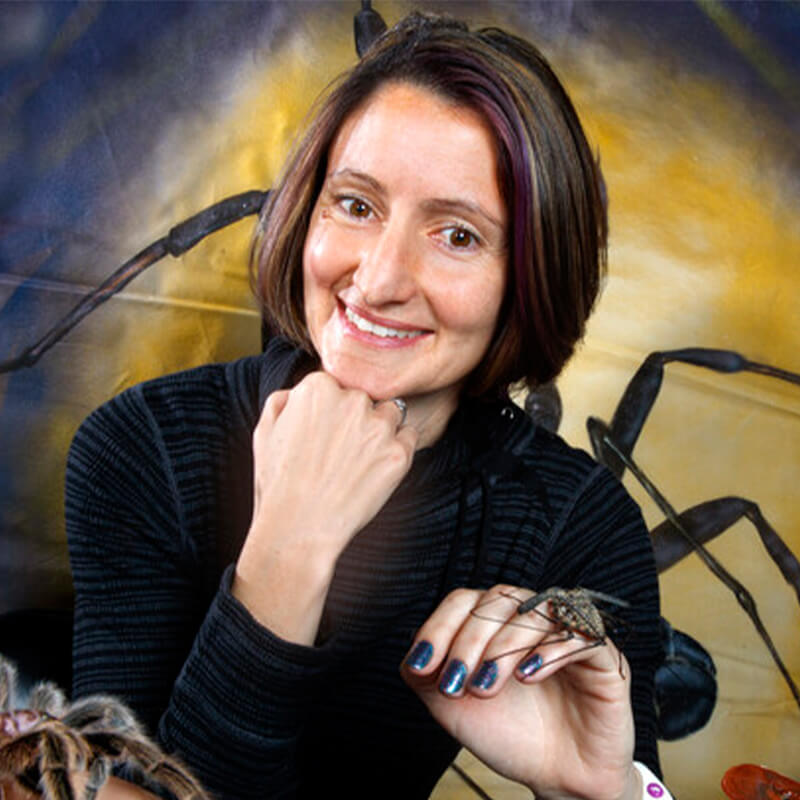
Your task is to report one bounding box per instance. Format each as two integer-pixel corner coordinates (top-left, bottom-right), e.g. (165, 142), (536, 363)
(321, 358), (401, 401)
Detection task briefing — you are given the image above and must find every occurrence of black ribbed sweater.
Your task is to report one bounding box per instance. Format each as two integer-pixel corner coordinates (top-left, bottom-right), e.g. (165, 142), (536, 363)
(66, 338), (662, 800)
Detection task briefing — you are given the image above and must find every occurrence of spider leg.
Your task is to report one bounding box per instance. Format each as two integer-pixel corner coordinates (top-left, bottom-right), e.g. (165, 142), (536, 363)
(602, 428), (800, 710)
(0, 732), (46, 777)
(470, 591), (555, 633)
(650, 497), (800, 605)
(28, 684), (66, 719)
(587, 347), (800, 481)
(122, 739), (209, 800)
(0, 659), (17, 715)
(39, 730), (79, 800)
(485, 635), (606, 672)
(472, 589), (609, 641)
(82, 756), (110, 800)
(62, 697), (142, 737)
(85, 732), (209, 800)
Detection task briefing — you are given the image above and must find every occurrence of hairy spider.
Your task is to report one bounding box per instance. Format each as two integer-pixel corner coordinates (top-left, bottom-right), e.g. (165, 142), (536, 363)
(0, 655), (210, 800)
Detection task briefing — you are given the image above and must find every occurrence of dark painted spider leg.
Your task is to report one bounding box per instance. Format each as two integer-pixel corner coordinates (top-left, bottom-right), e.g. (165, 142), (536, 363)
(588, 348), (800, 481)
(0, 191), (267, 375)
(354, 1), (388, 57)
(651, 497), (800, 605)
(600, 429), (800, 710)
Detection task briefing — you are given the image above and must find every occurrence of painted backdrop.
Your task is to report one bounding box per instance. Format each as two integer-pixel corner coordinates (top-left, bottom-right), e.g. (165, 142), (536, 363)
(1, 2), (798, 797)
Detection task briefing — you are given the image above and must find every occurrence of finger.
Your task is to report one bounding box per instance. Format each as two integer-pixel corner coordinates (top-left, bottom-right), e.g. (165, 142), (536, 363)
(404, 586), (542, 699)
(464, 588), (559, 696)
(515, 622), (626, 684)
(395, 423), (419, 458)
(402, 588), (481, 682)
(262, 388), (291, 423)
(372, 397), (407, 430)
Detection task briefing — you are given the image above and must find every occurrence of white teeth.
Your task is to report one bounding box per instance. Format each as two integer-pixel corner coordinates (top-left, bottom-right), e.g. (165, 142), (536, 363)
(345, 307), (423, 339)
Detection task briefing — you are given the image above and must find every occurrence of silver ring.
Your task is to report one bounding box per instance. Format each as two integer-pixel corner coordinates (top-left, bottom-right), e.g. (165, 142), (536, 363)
(391, 397), (408, 427)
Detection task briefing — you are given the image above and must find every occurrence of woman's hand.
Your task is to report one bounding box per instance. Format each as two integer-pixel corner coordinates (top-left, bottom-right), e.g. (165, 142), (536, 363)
(232, 371), (418, 645)
(401, 586), (641, 800)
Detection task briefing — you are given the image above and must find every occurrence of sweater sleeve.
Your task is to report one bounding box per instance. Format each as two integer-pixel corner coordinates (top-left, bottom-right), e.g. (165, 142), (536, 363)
(541, 462), (663, 776)
(66, 386), (330, 799)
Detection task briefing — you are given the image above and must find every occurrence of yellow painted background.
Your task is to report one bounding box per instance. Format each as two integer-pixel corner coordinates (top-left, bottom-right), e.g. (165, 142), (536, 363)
(1, 2), (798, 797)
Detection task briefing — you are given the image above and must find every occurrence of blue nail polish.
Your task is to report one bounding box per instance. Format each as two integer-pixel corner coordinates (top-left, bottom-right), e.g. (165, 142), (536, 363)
(519, 653), (543, 677)
(470, 660), (498, 690)
(439, 659), (468, 695)
(406, 640), (433, 671)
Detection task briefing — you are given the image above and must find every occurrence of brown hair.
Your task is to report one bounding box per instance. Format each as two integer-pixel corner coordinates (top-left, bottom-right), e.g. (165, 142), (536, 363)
(252, 12), (607, 396)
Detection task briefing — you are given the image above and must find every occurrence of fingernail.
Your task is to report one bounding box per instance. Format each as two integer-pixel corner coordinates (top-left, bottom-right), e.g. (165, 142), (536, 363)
(405, 640), (433, 671)
(439, 659), (468, 695)
(519, 653), (543, 677)
(470, 660), (498, 691)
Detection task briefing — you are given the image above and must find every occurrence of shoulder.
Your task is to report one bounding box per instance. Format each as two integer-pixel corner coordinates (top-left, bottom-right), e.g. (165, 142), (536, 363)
(69, 356), (259, 473)
(484, 399), (605, 503)
(480, 400), (646, 542)
(68, 336), (306, 474)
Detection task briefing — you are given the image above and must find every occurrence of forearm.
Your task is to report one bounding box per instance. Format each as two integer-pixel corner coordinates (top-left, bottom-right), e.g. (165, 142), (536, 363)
(231, 519), (337, 646)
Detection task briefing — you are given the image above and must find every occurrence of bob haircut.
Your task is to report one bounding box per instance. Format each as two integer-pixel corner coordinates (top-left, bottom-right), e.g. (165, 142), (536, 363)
(252, 12), (607, 397)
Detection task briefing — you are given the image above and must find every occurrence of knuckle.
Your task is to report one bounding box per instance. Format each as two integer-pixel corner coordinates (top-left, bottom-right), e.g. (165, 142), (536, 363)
(252, 414), (269, 442)
(263, 390), (283, 413)
(490, 583), (519, 596)
(483, 584), (522, 605)
(446, 587), (478, 608)
(299, 370), (334, 396)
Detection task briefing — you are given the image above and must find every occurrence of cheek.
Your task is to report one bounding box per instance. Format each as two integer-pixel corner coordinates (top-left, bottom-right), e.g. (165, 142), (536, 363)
(303, 219), (352, 292)
(435, 271), (506, 340)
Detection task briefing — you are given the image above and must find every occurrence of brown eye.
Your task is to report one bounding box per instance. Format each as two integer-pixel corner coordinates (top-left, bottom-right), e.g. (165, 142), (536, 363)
(344, 198), (371, 218)
(448, 228), (474, 248)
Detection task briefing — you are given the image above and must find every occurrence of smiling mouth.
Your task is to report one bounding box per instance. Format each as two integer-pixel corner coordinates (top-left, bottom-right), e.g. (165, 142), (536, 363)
(344, 306), (427, 340)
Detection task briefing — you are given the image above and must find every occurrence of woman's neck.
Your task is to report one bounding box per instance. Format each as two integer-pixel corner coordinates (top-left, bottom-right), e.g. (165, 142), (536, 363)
(405, 389), (460, 450)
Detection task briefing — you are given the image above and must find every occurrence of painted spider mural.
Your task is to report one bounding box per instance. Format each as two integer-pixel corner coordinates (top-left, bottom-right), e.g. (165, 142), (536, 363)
(0, 655), (210, 800)
(526, 347), (800, 738)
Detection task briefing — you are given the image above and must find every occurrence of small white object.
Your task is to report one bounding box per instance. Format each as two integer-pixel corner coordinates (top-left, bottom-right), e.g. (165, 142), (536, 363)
(633, 761), (673, 800)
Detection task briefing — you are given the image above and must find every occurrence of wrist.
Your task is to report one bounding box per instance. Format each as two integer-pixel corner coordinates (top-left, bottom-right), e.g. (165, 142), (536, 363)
(531, 762), (660, 800)
(232, 539), (334, 645)
(618, 763), (642, 800)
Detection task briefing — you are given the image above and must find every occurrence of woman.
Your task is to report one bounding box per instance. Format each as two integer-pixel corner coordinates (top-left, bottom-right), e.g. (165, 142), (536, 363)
(67, 13), (668, 800)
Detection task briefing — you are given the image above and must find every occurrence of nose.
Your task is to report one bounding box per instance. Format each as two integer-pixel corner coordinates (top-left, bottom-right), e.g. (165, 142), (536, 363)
(352, 219), (417, 307)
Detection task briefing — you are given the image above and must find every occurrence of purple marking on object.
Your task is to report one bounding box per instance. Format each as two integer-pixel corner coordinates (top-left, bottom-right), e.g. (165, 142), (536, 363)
(646, 782), (664, 798)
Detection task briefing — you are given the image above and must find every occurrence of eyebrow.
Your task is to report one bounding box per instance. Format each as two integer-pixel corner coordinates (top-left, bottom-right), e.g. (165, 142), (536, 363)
(327, 169), (386, 198)
(326, 168), (505, 234)
(420, 198), (505, 234)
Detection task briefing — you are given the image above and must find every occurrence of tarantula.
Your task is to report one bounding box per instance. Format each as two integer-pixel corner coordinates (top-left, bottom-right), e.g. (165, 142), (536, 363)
(0, 655), (210, 800)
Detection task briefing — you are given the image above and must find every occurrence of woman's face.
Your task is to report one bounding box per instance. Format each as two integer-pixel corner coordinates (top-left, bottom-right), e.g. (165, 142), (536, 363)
(303, 82), (507, 420)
